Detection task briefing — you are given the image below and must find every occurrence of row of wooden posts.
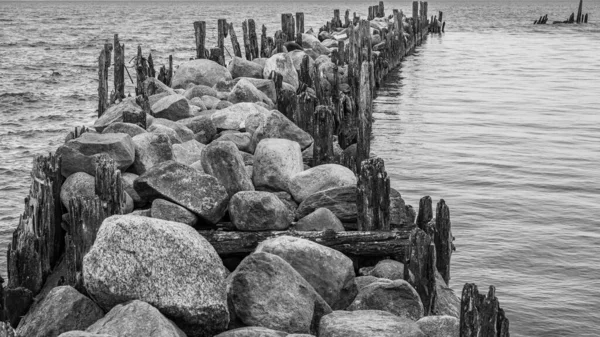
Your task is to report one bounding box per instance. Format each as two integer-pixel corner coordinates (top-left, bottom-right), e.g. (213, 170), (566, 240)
(534, 0), (589, 24)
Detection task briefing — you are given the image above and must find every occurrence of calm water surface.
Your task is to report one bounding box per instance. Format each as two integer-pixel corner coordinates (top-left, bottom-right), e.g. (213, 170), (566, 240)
(1, 1), (599, 336)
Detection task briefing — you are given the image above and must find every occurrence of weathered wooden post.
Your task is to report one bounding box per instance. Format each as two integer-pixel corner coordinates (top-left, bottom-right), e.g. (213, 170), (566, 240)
(242, 20), (252, 60)
(194, 21), (206, 59)
(413, 1), (419, 35)
(112, 34), (125, 103)
(584, 13), (588, 23)
(406, 228), (437, 316)
(356, 60), (372, 174)
(248, 19), (259, 59)
(209, 47), (224, 65)
(296, 12), (305, 34)
(416, 195), (433, 230)
(98, 43), (112, 117)
(217, 19), (227, 66)
(282, 13), (295, 42)
(312, 105), (335, 166)
(229, 23), (242, 58)
(357, 157), (391, 230)
(260, 24), (269, 57)
(576, 0), (583, 23)
(459, 284), (510, 337)
(333, 9), (341, 28)
(129, 95), (149, 129)
(147, 53), (156, 78)
(378, 1), (385, 18)
(435, 199), (453, 285)
(275, 30), (285, 53)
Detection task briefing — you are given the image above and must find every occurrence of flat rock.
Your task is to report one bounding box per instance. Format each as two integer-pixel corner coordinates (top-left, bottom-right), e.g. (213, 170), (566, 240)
(57, 133), (135, 177)
(347, 280), (424, 321)
(255, 236), (357, 310)
(183, 84), (218, 100)
(229, 191), (290, 231)
(83, 215), (229, 336)
(228, 56), (265, 79)
(151, 198), (199, 227)
(131, 132), (173, 175)
(16, 286), (103, 337)
(289, 164), (356, 203)
(252, 138), (303, 193)
(295, 207), (345, 232)
(263, 52), (299, 90)
(94, 97), (141, 132)
(102, 122), (146, 138)
(214, 327), (287, 337)
(172, 59), (233, 89)
(151, 94), (192, 121)
(60, 172), (96, 208)
(250, 110), (313, 152)
(295, 186), (357, 222)
(211, 102), (270, 131)
(143, 77), (176, 96)
(319, 310), (425, 337)
(172, 139), (205, 166)
(134, 160), (229, 224)
(201, 141), (254, 197)
(227, 252), (332, 334)
(228, 78), (273, 107)
(416, 316), (459, 337)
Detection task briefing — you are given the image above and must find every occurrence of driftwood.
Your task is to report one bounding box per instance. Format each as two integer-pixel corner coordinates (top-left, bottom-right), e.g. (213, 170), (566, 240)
(357, 157), (391, 230)
(194, 21), (206, 59)
(460, 284), (510, 337)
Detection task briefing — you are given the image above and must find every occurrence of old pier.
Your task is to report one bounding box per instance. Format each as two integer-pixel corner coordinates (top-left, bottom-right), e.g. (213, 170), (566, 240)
(3, 2), (509, 337)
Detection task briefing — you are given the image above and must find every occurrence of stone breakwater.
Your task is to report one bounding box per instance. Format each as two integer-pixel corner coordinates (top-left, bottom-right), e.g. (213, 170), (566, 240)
(2, 2), (509, 337)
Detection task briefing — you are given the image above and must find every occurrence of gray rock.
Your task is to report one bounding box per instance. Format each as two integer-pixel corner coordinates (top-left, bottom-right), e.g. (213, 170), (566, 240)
(263, 53), (299, 90)
(211, 102), (270, 131)
(228, 78), (277, 103)
(368, 259), (406, 281)
(201, 141), (254, 197)
(149, 92), (171, 107)
(228, 56), (265, 79)
(189, 97), (208, 110)
(102, 122), (146, 138)
(289, 164), (356, 203)
(252, 58), (267, 67)
(148, 123), (182, 144)
(183, 84), (218, 100)
(252, 138), (303, 193)
(289, 50), (316, 80)
(214, 327), (287, 337)
(255, 236), (357, 310)
(134, 160), (229, 224)
(416, 316), (459, 337)
(151, 198), (199, 227)
(250, 110), (313, 152)
(190, 160), (205, 173)
(143, 77), (176, 96)
(227, 252), (332, 334)
(435, 272), (460, 318)
(355, 276), (388, 290)
(151, 94), (192, 121)
(295, 186), (357, 222)
(216, 100), (233, 110)
(131, 132), (173, 175)
(60, 172), (96, 208)
(122, 172), (145, 208)
(172, 59), (233, 89)
(57, 133), (135, 177)
(86, 300), (186, 337)
(83, 215), (229, 337)
(16, 286), (103, 337)
(200, 95), (221, 109)
(228, 78), (274, 107)
(229, 191), (290, 231)
(272, 191), (297, 223)
(215, 132), (252, 153)
(177, 115), (216, 144)
(295, 207), (345, 232)
(93, 98), (141, 132)
(301, 34), (330, 56)
(58, 332), (114, 337)
(347, 280), (424, 321)
(390, 188), (409, 228)
(172, 139), (205, 166)
(151, 118), (195, 142)
(319, 310), (425, 337)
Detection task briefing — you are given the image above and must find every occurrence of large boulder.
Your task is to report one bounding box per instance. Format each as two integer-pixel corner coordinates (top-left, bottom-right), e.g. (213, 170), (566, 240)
(178, 115), (217, 144)
(255, 236), (357, 310)
(57, 133), (135, 177)
(228, 56), (265, 79)
(152, 118), (195, 142)
(183, 84), (218, 100)
(295, 207), (345, 232)
(416, 316), (459, 337)
(295, 186), (357, 222)
(15, 286), (103, 337)
(102, 122), (146, 138)
(211, 102), (270, 131)
(288, 50), (315, 79)
(134, 160), (229, 225)
(93, 97), (141, 132)
(228, 79), (274, 107)
(231, 78), (277, 103)
(263, 53), (299, 90)
(148, 123), (183, 144)
(86, 300), (186, 337)
(151, 198), (199, 227)
(172, 59), (232, 89)
(151, 94), (192, 121)
(201, 141), (254, 197)
(252, 138), (303, 193)
(131, 132), (173, 175)
(367, 259), (407, 281)
(215, 327), (287, 337)
(172, 139), (205, 166)
(229, 191), (290, 231)
(301, 34), (331, 56)
(227, 252), (332, 334)
(216, 132), (252, 153)
(347, 280), (424, 321)
(250, 110), (313, 152)
(318, 310), (425, 337)
(83, 215), (229, 336)
(60, 172), (96, 208)
(289, 164), (356, 203)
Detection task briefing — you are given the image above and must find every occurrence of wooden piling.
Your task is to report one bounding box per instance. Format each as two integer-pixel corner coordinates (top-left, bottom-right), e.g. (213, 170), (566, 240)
(344, 9), (350, 28)
(147, 53), (156, 78)
(194, 21), (206, 59)
(209, 48), (224, 66)
(416, 195), (433, 230)
(98, 43), (112, 117)
(460, 284), (510, 337)
(229, 23), (242, 58)
(296, 12), (305, 34)
(112, 34), (125, 104)
(129, 95), (149, 128)
(282, 13), (295, 42)
(576, 0), (583, 23)
(295, 91), (315, 135)
(357, 157), (391, 231)
(312, 105), (335, 166)
(217, 19), (227, 66)
(134, 46), (148, 96)
(378, 1), (385, 18)
(406, 228), (437, 316)
(584, 13), (588, 23)
(435, 199), (453, 285)
(356, 60), (372, 174)
(248, 19), (259, 59)
(261, 24), (269, 58)
(242, 20), (252, 60)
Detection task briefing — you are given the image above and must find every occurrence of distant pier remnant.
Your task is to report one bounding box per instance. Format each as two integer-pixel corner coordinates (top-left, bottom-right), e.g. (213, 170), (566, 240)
(535, 0), (589, 24)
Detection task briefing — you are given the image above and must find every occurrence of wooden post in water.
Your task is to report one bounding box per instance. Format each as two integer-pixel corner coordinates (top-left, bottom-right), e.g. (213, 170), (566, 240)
(209, 47), (224, 65)
(147, 54), (155, 78)
(459, 284), (510, 337)
(98, 43), (112, 117)
(576, 0), (583, 23)
(248, 19), (259, 59)
(260, 24), (269, 57)
(129, 95), (149, 129)
(435, 199), (454, 285)
(356, 60), (372, 174)
(194, 21), (206, 59)
(296, 12), (305, 34)
(242, 20), (252, 60)
(282, 13), (295, 42)
(378, 1), (385, 18)
(113, 34), (125, 103)
(217, 19), (227, 66)
(412, 1), (419, 35)
(357, 157), (391, 231)
(168, 55), (173, 87)
(406, 228), (437, 316)
(229, 23), (242, 58)
(584, 13), (588, 23)
(416, 195), (433, 230)
(313, 106), (335, 166)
